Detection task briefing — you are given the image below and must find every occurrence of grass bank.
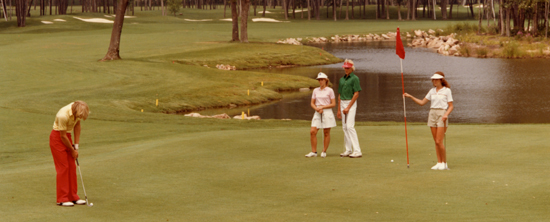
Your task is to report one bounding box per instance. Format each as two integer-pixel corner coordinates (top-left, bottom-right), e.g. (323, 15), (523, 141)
(439, 22), (550, 58)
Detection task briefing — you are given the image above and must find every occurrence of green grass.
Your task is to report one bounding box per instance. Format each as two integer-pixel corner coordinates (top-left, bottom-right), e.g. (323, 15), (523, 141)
(1, 7), (549, 222)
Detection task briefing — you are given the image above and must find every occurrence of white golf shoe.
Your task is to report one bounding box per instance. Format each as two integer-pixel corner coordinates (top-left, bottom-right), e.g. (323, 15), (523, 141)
(305, 152), (317, 157)
(321, 152), (327, 158)
(340, 151), (352, 157)
(349, 152), (363, 158)
(58, 202), (74, 207)
(431, 163), (442, 170)
(443, 163), (450, 170)
(74, 200), (86, 205)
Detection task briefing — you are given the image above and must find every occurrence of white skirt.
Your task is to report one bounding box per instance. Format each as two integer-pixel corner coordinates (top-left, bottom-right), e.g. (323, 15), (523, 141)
(311, 108), (337, 129)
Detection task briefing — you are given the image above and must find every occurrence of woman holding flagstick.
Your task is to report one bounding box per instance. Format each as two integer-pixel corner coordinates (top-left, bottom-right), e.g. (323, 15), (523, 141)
(404, 72), (454, 170)
(306, 72), (336, 158)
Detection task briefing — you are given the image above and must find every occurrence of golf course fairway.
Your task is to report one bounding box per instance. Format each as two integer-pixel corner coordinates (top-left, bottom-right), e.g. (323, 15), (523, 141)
(1, 8), (549, 221)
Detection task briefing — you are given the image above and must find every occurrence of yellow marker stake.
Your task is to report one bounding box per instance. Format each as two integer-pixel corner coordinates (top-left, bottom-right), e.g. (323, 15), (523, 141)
(156, 99), (158, 106)
(247, 90), (250, 96)
(248, 109), (250, 116)
(261, 81), (264, 86)
(141, 109), (143, 112)
(241, 112), (245, 119)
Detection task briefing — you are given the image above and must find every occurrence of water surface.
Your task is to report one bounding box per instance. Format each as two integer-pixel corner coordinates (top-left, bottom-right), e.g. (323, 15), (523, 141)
(203, 42), (550, 123)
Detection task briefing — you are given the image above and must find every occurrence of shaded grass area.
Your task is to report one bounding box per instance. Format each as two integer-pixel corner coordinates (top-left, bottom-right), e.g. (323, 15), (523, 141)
(2, 8), (549, 222)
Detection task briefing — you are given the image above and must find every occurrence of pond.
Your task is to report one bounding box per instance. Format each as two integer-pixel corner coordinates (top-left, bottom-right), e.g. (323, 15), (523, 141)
(198, 41), (550, 123)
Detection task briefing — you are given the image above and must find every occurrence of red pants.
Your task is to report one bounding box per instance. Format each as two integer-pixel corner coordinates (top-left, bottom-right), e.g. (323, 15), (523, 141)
(49, 130), (80, 203)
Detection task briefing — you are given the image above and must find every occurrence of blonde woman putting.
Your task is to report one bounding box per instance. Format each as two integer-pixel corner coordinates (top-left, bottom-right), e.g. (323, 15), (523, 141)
(404, 72), (454, 170)
(306, 72), (337, 158)
(50, 101), (90, 206)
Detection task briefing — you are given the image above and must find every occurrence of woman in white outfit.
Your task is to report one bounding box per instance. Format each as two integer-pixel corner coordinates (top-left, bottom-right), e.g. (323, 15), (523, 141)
(306, 72), (337, 158)
(404, 72), (454, 170)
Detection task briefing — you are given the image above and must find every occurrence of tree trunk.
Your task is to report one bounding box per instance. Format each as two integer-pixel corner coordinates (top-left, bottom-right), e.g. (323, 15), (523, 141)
(263, 0), (266, 16)
(333, 0), (336, 20)
(546, 1), (549, 39)
(231, 0), (239, 41)
(345, 0), (349, 20)
(385, 0), (389, 19)
(15, 0), (27, 27)
(223, 0), (226, 17)
(240, 0), (249, 42)
(397, 0), (401, 20)
(282, 0), (287, 19)
(505, 5), (510, 37)
(499, 0), (504, 35)
(477, 0), (481, 33)
(101, 0), (130, 61)
(160, 0), (164, 15)
(532, 2), (538, 36)
(441, 0), (447, 19)
(406, 0), (410, 20)
(307, 0), (310, 19)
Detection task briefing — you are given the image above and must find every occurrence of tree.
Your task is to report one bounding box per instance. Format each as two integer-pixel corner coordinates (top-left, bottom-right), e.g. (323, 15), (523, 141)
(15, 0), (27, 27)
(231, 0), (239, 41)
(100, 0), (130, 61)
(240, 0), (250, 42)
(167, 0), (180, 15)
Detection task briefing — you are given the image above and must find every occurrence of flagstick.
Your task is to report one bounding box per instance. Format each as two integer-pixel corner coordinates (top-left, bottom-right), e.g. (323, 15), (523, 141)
(400, 59), (410, 168)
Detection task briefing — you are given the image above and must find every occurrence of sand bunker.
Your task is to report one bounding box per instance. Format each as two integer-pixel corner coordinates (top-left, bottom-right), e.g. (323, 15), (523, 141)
(184, 19), (213, 22)
(53, 19), (66, 22)
(105, 14), (136, 18)
(73, 17), (114, 23)
(219, 18), (233, 21)
(252, 18), (289, 23)
(41, 21), (53, 24)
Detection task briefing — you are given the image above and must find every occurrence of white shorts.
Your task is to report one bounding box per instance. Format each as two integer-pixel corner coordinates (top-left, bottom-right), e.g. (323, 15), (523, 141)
(428, 109), (448, 127)
(311, 108), (336, 129)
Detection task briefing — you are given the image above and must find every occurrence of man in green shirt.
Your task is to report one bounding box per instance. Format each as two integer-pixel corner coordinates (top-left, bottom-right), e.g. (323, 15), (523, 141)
(337, 59), (362, 158)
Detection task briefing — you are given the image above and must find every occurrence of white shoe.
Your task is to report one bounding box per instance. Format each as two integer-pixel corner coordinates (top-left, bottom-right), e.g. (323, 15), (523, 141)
(431, 163), (441, 170)
(321, 152), (327, 158)
(349, 152), (362, 158)
(58, 202), (74, 207)
(74, 200), (86, 205)
(443, 163), (450, 170)
(305, 152), (317, 157)
(340, 151), (352, 157)
(437, 163), (447, 170)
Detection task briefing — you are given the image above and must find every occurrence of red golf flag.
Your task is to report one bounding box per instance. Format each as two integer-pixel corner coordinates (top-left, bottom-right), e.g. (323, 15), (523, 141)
(396, 28), (406, 60)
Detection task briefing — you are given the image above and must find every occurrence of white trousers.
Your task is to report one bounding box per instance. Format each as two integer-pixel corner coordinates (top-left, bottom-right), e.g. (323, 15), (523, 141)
(341, 100), (361, 154)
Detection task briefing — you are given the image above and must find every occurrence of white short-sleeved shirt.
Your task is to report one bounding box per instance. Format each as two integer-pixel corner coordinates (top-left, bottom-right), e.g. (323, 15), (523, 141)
(312, 87), (335, 107)
(425, 87), (453, 109)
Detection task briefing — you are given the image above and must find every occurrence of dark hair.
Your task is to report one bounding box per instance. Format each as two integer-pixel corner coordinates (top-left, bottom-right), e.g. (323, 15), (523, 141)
(435, 71), (450, 88)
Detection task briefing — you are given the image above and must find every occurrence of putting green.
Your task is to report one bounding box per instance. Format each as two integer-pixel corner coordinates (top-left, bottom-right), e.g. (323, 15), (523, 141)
(1, 7), (548, 222)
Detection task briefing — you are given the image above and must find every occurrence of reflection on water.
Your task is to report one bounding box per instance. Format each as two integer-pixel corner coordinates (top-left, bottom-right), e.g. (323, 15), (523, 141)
(203, 42), (550, 123)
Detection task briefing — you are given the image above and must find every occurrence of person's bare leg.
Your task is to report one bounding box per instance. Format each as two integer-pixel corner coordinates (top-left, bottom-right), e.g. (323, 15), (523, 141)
(430, 127), (442, 163)
(437, 127), (447, 163)
(310, 127), (319, 153)
(322, 128), (331, 152)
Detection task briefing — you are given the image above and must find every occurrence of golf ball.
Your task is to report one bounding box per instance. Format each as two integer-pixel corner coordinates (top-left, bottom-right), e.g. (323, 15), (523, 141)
(90, 203), (94, 206)
(391, 160), (394, 162)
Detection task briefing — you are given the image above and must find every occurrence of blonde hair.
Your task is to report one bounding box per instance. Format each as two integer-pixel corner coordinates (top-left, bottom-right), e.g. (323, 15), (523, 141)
(343, 59), (356, 71)
(72, 101), (90, 120)
(434, 71), (451, 88)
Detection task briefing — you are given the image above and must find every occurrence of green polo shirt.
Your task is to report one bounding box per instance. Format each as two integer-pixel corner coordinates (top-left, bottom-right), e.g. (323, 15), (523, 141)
(338, 73), (361, 100)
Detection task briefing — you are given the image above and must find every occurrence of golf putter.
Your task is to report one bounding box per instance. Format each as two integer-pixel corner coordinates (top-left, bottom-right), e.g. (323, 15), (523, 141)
(76, 159), (94, 207)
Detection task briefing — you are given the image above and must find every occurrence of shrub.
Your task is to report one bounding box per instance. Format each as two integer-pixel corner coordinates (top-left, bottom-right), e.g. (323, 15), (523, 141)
(476, 47), (489, 57)
(459, 44), (471, 57)
(167, 0), (180, 16)
(502, 41), (523, 58)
